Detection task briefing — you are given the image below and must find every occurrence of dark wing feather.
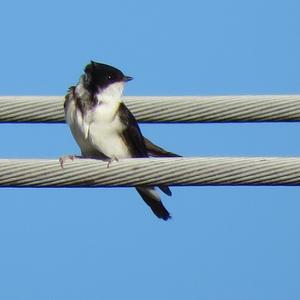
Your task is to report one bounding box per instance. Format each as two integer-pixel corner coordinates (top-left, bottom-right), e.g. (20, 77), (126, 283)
(119, 102), (148, 158)
(119, 103), (173, 200)
(64, 86), (76, 112)
(143, 137), (181, 158)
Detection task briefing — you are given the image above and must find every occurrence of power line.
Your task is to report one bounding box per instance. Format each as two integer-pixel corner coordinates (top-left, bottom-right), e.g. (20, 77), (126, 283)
(0, 157), (300, 187)
(1, 95), (300, 123)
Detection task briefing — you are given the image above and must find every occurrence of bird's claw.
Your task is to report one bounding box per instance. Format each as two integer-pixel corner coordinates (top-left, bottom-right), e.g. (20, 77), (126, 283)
(59, 155), (75, 168)
(106, 156), (119, 168)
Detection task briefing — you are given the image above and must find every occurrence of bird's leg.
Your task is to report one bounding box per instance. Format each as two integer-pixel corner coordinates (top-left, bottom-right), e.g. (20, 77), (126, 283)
(106, 156), (119, 168)
(59, 154), (78, 168)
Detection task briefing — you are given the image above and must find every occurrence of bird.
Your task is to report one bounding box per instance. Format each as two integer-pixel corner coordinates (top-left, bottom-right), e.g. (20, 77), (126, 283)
(63, 61), (180, 220)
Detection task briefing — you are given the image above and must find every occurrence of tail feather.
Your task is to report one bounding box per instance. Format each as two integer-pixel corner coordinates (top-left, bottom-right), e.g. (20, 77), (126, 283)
(158, 185), (172, 196)
(136, 187), (171, 221)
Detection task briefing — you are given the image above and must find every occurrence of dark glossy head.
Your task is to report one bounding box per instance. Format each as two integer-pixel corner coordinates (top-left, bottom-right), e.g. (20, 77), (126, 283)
(84, 61), (133, 92)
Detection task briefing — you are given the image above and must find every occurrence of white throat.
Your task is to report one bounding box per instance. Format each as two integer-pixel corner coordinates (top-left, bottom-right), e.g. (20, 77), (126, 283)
(96, 82), (125, 105)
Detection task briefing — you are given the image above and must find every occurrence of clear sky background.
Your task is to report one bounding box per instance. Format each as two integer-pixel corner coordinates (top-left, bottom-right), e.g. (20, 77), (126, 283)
(0, 0), (300, 299)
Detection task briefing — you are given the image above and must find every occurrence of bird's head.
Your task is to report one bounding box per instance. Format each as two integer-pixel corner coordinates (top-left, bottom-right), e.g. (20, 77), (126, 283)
(83, 61), (133, 93)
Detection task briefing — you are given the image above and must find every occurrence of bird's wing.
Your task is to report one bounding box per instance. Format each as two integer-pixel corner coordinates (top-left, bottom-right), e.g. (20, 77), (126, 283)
(119, 102), (174, 208)
(143, 137), (181, 158)
(64, 86), (76, 113)
(119, 102), (148, 158)
(119, 103), (175, 197)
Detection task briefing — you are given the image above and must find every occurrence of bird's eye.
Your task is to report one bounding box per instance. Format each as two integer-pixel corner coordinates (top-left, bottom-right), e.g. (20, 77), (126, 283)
(107, 75), (112, 80)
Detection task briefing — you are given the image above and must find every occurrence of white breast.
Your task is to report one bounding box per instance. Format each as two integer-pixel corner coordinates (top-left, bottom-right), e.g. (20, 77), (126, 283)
(65, 82), (131, 159)
(87, 103), (131, 159)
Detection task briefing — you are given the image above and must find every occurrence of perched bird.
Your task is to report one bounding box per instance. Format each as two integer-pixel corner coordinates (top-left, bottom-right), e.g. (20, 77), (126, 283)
(63, 61), (179, 220)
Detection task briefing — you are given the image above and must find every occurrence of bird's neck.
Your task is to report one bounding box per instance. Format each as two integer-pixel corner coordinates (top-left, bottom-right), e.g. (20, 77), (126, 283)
(96, 82), (125, 105)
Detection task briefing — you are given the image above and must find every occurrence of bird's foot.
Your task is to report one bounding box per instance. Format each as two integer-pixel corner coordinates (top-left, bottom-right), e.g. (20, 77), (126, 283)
(106, 156), (119, 168)
(59, 155), (76, 168)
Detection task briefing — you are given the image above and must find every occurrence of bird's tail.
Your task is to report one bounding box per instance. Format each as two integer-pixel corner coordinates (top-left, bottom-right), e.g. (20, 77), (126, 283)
(135, 187), (171, 221)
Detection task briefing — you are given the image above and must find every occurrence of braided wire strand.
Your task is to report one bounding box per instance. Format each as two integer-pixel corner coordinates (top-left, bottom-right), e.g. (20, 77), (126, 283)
(1, 95), (300, 123)
(1, 157), (300, 187)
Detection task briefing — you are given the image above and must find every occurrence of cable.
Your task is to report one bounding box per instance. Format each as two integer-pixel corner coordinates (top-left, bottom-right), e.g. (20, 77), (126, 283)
(1, 95), (300, 123)
(0, 157), (300, 187)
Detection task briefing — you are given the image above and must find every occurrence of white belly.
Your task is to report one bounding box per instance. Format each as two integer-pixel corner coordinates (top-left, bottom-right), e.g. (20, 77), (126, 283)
(66, 99), (131, 159)
(88, 115), (131, 159)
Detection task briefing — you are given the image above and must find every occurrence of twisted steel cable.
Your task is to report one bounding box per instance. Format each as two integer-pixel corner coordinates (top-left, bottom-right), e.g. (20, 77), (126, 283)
(1, 95), (300, 123)
(1, 157), (300, 187)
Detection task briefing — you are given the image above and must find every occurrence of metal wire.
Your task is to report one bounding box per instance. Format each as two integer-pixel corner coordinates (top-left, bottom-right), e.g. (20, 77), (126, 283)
(1, 95), (300, 123)
(1, 157), (300, 187)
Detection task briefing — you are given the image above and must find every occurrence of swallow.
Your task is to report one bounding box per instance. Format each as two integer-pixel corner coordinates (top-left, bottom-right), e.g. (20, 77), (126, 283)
(63, 61), (180, 220)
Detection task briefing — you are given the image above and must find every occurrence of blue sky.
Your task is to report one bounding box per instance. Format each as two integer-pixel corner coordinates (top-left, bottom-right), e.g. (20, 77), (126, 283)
(1, 0), (300, 299)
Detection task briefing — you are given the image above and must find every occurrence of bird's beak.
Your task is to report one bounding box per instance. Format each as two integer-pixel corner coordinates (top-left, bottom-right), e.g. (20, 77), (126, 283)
(123, 75), (133, 82)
